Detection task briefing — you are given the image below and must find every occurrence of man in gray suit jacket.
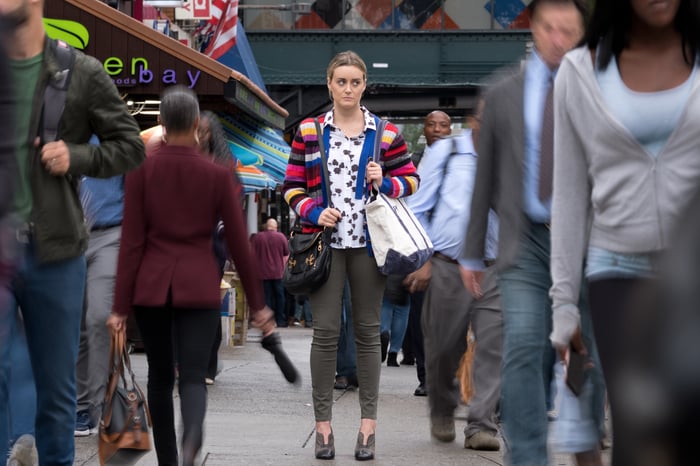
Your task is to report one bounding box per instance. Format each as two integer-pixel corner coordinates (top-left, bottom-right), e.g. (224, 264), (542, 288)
(460, 1), (605, 465)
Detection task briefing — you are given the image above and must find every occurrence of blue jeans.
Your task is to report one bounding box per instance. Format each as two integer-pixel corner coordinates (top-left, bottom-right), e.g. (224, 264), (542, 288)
(380, 296), (410, 354)
(336, 281), (356, 378)
(263, 279), (287, 326)
(8, 316), (36, 444)
(294, 297), (312, 324)
(0, 243), (86, 465)
(0, 257), (13, 459)
(498, 223), (605, 465)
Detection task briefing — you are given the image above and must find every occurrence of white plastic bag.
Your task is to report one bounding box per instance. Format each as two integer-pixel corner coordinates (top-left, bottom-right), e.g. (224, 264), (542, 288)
(549, 362), (599, 453)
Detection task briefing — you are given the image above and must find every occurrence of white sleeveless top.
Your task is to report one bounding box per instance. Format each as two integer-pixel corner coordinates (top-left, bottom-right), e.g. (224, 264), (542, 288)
(596, 55), (696, 157)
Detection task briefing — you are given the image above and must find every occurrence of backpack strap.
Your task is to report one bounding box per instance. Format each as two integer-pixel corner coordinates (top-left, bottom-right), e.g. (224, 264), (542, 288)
(41, 40), (75, 144)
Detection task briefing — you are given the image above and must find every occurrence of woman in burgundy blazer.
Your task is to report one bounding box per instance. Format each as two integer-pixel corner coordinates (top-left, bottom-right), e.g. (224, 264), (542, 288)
(107, 86), (273, 466)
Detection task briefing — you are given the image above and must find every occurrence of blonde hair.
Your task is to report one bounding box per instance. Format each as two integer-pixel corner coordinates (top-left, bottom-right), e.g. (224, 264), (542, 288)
(326, 50), (367, 82)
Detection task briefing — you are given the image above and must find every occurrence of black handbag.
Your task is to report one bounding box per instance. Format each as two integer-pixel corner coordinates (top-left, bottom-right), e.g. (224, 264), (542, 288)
(282, 118), (333, 295)
(283, 225), (332, 295)
(98, 330), (152, 465)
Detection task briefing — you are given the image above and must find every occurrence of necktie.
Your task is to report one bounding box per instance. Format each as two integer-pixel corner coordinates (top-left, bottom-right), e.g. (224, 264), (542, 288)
(538, 76), (554, 202)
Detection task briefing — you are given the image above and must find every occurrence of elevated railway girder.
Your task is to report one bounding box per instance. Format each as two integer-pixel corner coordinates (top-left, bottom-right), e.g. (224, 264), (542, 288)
(247, 31), (531, 129)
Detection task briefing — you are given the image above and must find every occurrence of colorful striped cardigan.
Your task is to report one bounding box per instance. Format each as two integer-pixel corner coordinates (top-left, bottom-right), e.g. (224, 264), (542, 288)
(282, 113), (419, 236)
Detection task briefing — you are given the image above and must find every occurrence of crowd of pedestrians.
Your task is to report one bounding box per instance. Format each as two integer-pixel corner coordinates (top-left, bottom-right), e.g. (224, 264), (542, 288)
(2, 0), (700, 465)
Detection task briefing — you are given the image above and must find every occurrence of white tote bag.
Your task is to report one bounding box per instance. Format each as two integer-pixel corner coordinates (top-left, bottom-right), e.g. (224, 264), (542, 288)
(365, 119), (433, 275)
(365, 189), (433, 275)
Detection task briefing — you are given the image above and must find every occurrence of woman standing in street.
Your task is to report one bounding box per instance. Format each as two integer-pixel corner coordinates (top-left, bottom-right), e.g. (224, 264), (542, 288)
(549, 1), (700, 464)
(283, 51), (418, 461)
(107, 86), (274, 466)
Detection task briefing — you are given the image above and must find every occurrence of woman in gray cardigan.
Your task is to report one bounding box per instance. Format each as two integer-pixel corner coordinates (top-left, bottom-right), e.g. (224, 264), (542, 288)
(549, 1), (700, 464)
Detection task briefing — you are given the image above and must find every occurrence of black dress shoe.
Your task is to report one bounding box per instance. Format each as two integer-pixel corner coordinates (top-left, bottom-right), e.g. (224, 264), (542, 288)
(354, 431), (375, 461)
(315, 431), (335, 460)
(414, 383), (427, 396)
(380, 331), (390, 362)
(387, 352), (399, 367)
(334, 375), (358, 390)
(334, 376), (349, 390)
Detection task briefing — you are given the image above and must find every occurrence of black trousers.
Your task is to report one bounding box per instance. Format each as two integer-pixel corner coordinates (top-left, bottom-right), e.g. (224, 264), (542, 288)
(207, 323), (222, 379)
(405, 291), (425, 386)
(135, 305), (220, 466)
(589, 278), (656, 466)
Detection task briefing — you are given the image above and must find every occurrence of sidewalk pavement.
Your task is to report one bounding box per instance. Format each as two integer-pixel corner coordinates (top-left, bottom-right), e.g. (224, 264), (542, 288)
(74, 327), (609, 466)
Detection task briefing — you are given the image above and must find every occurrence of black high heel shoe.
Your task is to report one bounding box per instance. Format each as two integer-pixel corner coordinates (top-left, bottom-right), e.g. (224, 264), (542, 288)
(315, 430), (335, 460)
(354, 431), (375, 461)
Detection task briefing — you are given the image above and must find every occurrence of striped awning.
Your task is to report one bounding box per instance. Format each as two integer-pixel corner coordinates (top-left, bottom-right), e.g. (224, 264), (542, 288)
(219, 112), (290, 184)
(139, 125), (277, 193)
(236, 163), (277, 193)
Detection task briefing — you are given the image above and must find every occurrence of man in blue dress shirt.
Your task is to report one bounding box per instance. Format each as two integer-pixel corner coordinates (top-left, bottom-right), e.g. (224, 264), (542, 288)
(461, 1), (605, 464)
(406, 104), (503, 451)
(75, 138), (126, 436)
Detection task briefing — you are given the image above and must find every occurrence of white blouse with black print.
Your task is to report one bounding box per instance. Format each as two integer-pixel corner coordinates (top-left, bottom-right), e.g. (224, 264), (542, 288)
(322, 106), (377, 249)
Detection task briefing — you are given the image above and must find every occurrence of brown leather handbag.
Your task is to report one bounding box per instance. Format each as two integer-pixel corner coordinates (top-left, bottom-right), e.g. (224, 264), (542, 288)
(98, 330), (152, 465)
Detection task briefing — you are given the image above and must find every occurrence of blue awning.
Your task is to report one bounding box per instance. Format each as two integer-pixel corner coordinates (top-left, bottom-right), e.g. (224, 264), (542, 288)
(216, 24), (268, 94)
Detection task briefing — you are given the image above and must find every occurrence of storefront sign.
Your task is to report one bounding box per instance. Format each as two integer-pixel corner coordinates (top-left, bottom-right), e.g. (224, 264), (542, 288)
(102, 56), (201, 88)
(45, 0), (288, 129)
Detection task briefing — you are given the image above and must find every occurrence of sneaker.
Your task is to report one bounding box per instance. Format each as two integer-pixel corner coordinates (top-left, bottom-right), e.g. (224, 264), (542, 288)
(430, 416), (455, 442)
(74, 410), (96, 437)
(293, 320), (302, 327)
(7, 434), (38, 466)
(205, 377), (215, 385)
(464, 431), (500, 451)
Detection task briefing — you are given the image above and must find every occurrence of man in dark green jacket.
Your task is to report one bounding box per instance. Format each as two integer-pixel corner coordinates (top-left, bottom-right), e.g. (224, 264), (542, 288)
(0, 1), (144, 464)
